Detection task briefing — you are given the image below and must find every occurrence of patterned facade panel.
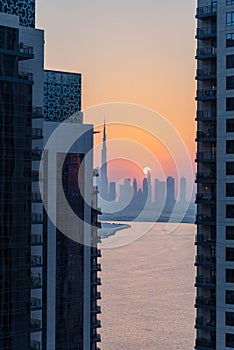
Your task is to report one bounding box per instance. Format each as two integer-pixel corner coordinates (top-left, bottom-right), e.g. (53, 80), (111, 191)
(44, 70), (82, 122)
(0, 0), (35, 27)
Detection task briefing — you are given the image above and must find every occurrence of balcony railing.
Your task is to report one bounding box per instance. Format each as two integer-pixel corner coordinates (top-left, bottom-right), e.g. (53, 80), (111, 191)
(195, 296), (216, 308)
(32, 128), (43, 139)
(195, 275), (216, 287)
(196, 26), (217, 39)
(196, 46), (216, 59)
(31, 234), (42, 245)
(31, 297), (42, 309)
(196, 172), (215, 183)
(91, 248), (102, 258)
(92, 291), (101, 300)
(195, 316), (216, 329)
(32, 149), (42, 161)
(31, 275), (42, 288)
(196, 89), (216, 100)
(196, 4), (217, 18)
(196, 214), (216, 225)
(195, 193), (216, 203)
(32, 170), (39, 181)
(195, 255), (216, 266)
(195, 234), (216, 245)
(31, 255), (42, 266)
(196, 109), (216, 121)
(196, 152), (216, 162)
(32, 107), (43, 119)
(196, 130), (216, 141)
(32, 213), (43, 224)
(30, 340), (41, 350)
(196, 68), (216, 80)
(91, 263), (102, 272)
(195, 337), (215, 349)
(91, 277), (102, 286)
(30, 318), (42, 330)
(91, 305), (101, 314)
(18, 71), (33, 81)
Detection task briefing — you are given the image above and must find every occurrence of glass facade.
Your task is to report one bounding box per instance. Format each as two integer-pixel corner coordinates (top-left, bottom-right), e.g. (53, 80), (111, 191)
(0, 25), (33, 349)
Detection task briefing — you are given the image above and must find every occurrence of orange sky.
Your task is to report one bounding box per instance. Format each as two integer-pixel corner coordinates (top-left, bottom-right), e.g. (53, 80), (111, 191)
(37, 0), (197, 185)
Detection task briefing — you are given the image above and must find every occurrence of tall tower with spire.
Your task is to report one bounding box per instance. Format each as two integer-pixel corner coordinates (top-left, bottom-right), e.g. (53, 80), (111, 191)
(100, 121), (109, 200)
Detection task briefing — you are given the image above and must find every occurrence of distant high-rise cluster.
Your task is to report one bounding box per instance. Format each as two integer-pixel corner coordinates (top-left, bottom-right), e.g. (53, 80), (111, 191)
(97, 122), (194, 221)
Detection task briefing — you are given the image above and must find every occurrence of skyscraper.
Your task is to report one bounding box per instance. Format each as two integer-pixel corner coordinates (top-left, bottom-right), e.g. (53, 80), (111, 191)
(195, 1), (234, 349)
(99, 121), (109, 200)
(165, 176), (175, 212)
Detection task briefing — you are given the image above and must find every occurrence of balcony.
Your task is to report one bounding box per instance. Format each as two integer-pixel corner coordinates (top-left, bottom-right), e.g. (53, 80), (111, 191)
(91, 263), (102, 272)
(32, 170), (39, 181)
(92, 291), (101, 300)
(196, 46), (216, 60)
(196, 68), (216, 80)
(195, 152), (216, 163)
(196, 89), (216, 101)
(195, 255), (216, 267)
(195, 234), (216, 246)
(91, 277), (102, 286)
(91, 305), (101, 314)
(91, 319), (101, 329)
(196, 109), (216, 121)
(195, 275), (216, 288)
(196, 4), (217, 19)
(195, 337), (215, 349)
(195, 214), (216, 225)
(195, 193), (216, 204)
(32, 149), (42, 161)
(30, 318), (42, 332)
(196, 172), (215, 183)
(31, 275), (42, 289)
(32, 192), (42, 203)
(196, 26), (217, 39)
(31, 234), (42, 245)
(195, 316), (216, 330)
(18, 71), (33, 81)
(91, 334), (101, 343)
(195, 296), (216, 309)
(91, 248), (102, 258)
(31, 255), (42, 267)
(32, 213), (43, 224)
(32, 128), (43, 140)
(196, 130), (216, 142)
(30, 340), (41, 350)
(31, 297), (42, 310)
(32, 107), (43, 119)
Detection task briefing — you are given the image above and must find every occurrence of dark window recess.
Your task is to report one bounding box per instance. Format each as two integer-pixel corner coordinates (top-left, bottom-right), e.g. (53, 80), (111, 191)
(227, 119), (234, 132)
(226, 312), (234, 326)
(227, 226), (234, 240)
(227, 141), (234, 153)
(227, 162), (234, 175)
(227, 0), (234, 5)
(227, 269), (234, 283)
(226, 291), (234, 305)
(227, 76), (234, 90)
(227, 33), (234, 47)
(227, 55), (234, 69)
(226, 247), (234, 261)
(227, 98), (234, 111)
(227, 183), (234, 197)
(226, 333), (234, 348)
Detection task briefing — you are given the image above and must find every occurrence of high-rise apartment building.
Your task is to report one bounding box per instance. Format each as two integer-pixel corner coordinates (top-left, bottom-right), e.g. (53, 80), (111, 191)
(0, 2), (101, 350)
(195, 1), (234, 349)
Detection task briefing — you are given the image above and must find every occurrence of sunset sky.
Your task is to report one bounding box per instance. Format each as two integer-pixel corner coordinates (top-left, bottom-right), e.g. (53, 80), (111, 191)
(37, 0), (196, 194)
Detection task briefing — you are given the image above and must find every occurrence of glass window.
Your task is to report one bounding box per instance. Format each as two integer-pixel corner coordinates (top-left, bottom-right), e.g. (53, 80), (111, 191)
(227, 269), (234, 282)
(227, 119), (234, 132)
(227, 247), (234, 261)
(227, 12), (234, 26)
(226, 333), (234, 348)
(226, 291), (234, 304)
(226, 312), (234, 326)
(227, 34), (234, 47)
(227, 183), (234, 196)
(227, 226), (234, 240)
(227, 98), (234, 111)
(227, 0), (234, 5)
(227, 205), (234, 217)
(227, 140), (234, 153)
(227, 55), (234, 68)
(227, 77), (234, 90)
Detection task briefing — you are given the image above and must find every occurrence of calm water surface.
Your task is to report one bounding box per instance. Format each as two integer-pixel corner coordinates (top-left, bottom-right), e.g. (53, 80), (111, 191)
(99, 222), (196, 350)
